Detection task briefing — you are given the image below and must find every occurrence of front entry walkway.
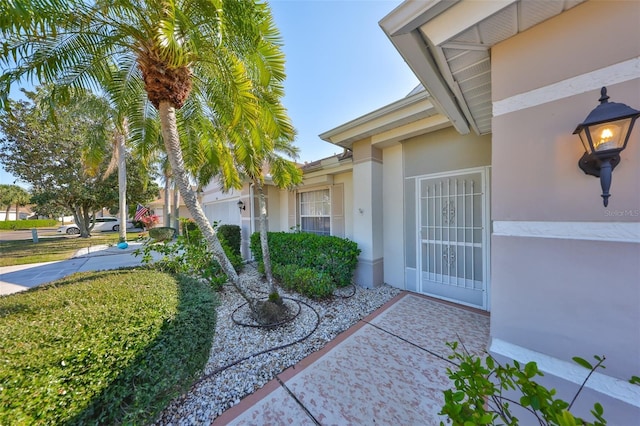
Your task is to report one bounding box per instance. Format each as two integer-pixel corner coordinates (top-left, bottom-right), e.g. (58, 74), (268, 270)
(214, 292), (490, 425)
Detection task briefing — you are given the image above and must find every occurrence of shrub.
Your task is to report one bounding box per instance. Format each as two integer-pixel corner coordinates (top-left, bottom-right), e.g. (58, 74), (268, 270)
(180, 218), (198, 239)
(0, 270), (218, 425)
(294, 267), (334, 299)
(136, 226), (242, 291)
(217, 224), (241, 257)
(440, 342), (611, 425)
(250, 232), (360, 288)
(272, 263), (334, 299)
(0, 219), (58, 230)
(140, 214), (160, 229)
(149, 226), (176, 241)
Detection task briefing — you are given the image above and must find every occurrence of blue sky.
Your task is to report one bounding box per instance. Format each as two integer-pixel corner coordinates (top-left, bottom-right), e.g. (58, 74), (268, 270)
(0, 0), (418, 185)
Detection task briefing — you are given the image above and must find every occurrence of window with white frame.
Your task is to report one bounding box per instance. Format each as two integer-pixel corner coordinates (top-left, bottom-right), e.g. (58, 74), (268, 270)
(299, 189), (330, 235)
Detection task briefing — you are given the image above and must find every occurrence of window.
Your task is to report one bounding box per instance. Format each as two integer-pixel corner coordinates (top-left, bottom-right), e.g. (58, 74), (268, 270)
(299, 189), (330, 235)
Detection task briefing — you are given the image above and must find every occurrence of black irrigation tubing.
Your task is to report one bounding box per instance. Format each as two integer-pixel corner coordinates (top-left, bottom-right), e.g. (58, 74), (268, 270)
(191, 273), (357, 389)
(190, 297), (321, 389)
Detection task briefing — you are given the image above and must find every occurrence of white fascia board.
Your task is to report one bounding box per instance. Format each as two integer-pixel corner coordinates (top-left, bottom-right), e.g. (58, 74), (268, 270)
(319, 91), (437, 145)
(419, 0), (517, 46)
(371, 114), (451, 148)
(379, 0), (459, 37)
(388, 30), (470, 135)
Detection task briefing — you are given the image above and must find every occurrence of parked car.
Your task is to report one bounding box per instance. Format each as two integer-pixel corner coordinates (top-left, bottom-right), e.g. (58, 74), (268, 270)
(57, 217), (134, 235)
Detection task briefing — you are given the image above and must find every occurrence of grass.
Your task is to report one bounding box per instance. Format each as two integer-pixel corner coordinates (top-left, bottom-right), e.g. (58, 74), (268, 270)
(0, 269), (218, 425)
(0, 232), (143, 267)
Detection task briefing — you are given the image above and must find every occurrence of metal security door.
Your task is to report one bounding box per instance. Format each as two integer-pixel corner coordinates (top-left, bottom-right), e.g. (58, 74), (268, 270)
(418, 169), (488, 309)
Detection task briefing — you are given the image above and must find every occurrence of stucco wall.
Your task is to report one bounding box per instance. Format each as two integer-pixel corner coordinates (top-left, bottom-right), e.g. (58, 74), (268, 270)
(403, 126), (491, 178)
(382, 144), (404, 288)
(401, 127), (491, 294)
(490, 0), (640, 418)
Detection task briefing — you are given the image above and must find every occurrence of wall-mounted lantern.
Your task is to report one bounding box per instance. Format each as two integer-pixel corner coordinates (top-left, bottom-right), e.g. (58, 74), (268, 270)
(573, 87), (640, 207)
(237, 200), (246, 211)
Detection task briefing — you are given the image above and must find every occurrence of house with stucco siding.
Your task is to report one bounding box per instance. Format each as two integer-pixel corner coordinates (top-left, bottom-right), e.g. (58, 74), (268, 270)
(201, 0), (639, 421)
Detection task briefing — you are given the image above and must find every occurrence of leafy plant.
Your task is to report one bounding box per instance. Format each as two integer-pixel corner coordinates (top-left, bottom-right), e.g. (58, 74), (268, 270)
(250, 232), (360, 288)
(440, 342), (610, 425)
(136, 226), (242, 291)
(0, 219), (58, 230)
(0, 270), (217, 425)
(149, 226), (176, 241)
(140, 214), (160, 229)
(272, 263), (334, 299)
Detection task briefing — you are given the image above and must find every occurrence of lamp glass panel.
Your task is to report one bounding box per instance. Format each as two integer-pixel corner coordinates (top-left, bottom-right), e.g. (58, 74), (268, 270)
(591, 118), (632, 152)
(578, 129), (592, 153)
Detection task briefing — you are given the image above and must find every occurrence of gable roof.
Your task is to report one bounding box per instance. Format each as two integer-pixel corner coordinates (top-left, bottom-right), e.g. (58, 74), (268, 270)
(379, 0), (586, 136)
(320, 85), (450, 148)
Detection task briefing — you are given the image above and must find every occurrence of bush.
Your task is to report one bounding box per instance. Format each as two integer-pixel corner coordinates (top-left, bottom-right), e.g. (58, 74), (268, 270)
(0, 219), (58, 230)
(180, 218), (198, 239)
(272, 263), (334, 299)
(149, 226), (176, 241)
(217, 224), (241, 257)
(250, 232), (360, 288)
(136, 225), (242, 290)
(440, 342), (611, 425)
(0, 270), (218, 425)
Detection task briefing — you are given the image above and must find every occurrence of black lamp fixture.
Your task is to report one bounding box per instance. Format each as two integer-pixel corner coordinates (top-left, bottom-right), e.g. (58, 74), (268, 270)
(237, 200), (245, 211)
(573, 87), (640, 207)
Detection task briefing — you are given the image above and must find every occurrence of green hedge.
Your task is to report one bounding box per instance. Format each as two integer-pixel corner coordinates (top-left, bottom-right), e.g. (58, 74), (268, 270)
(149, 226), (176, 241)
(0, 219), (58, 230)
(218, 224), (241, 257)
(250, 232), (360, 288)
(272, 264), (335, 299)
(0, 270), (218, 425)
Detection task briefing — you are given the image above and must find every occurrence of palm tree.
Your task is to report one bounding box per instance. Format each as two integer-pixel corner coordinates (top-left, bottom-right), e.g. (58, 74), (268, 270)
(0, 184), (29, 221)
(1, 0), (288, 307)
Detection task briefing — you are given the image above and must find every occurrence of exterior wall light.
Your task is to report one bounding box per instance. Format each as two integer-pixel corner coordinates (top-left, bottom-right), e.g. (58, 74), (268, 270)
(237, 200), (246, 211)
(573, 87), (640, 207)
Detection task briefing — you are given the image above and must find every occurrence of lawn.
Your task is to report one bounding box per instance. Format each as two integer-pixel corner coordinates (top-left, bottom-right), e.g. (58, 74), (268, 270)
(0, 269), (218, 425)
(0, 232), (143, 267)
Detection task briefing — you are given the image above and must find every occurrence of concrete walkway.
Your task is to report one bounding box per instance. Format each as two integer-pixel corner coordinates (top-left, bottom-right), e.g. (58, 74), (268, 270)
(215, 292), (490, 425)
(0, 242), (148, 296)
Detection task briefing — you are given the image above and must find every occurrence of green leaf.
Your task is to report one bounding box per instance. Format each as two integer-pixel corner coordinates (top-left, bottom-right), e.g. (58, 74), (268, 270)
(572, 356), (593, 370)
(453, 391), (465, 402)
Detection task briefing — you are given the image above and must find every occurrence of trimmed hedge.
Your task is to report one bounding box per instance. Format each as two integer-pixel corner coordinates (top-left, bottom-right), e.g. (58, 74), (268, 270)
(149, 226), (176, 241)
(273, 264), (335, 299)
(0, 270), (218, 425)
(0, 219), (58, 230)
(250, 232), (360, 288)
(217, 224), (241, 257)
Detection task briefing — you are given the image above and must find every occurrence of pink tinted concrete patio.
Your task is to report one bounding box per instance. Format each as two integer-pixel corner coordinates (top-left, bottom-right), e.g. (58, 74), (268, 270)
(214, 292), (490, 425)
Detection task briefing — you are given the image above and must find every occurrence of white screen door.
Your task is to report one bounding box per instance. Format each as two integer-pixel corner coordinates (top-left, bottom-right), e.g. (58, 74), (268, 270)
(418, 169), (489, 309)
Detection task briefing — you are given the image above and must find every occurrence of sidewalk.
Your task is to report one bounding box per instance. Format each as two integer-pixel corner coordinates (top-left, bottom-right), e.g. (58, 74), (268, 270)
(0, 242), (147, 296)
(214, 292), (490, 425)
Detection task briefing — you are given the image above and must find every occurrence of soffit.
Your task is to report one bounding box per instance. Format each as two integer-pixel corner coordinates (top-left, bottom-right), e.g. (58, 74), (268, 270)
(319, 89), (444, 148)
(382, 0), (585, 135)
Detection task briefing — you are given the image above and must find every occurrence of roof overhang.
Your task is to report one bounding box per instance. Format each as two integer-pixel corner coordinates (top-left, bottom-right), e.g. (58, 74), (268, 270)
(319, 88), (450, 148)
(380, 0), (585, 136)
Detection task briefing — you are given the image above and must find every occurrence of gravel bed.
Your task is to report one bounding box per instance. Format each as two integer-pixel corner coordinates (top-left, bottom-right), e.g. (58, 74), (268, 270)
(155, 263), (401, 425)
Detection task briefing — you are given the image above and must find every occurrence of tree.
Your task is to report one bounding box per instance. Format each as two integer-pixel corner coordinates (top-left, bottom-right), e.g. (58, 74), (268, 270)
(0, 88), (158, 236)
(0, 184), (30, 221)
(0, 0), (295, 313)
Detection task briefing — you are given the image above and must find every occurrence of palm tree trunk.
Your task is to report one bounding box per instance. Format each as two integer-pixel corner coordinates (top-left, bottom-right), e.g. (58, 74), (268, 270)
(158, 101), (255, 307)
(164, 179), (170, 227)
(256, 181), (277, 296)
(117, 120), (128, 242)
(172, 183), (179, 231)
